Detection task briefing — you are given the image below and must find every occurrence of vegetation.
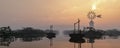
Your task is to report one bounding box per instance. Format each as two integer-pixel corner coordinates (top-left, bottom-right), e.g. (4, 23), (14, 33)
(64, 29), (120, 38)
(104, 29), (120, 37)
(14, 27), (46, 38)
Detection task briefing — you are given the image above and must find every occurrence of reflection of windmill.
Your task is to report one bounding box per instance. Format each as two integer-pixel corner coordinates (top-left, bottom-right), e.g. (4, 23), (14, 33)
(46, 25), (56, 48)
(84, 29), (103, 48)
(87, 38), (95, 48)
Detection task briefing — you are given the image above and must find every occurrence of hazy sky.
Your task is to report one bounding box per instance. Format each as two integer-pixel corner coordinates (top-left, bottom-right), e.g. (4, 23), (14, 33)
(0, 0), (120, 30)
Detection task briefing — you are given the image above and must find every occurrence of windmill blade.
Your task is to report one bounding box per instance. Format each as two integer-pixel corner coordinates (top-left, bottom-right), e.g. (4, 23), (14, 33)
(97, 15), (102, 18)
(78, 19), (80, 22)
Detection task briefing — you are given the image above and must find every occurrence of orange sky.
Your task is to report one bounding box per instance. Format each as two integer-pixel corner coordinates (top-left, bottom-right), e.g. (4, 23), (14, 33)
(0, 0), (120, 30)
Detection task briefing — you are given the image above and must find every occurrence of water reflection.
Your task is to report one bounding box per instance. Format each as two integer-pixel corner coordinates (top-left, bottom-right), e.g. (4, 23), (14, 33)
(0, 26), (120, 48)
(0, 27), (57, 47)
(0, 36), (15, 46)
(85, 30), (103, 48)
(46, 25), (56, 48)
(14, 27), (46, 42)
(0, 33), (45, 46)
(68, 20), (105, 48)
(19, 36), (43, 42)
(69, 30), (103, 48)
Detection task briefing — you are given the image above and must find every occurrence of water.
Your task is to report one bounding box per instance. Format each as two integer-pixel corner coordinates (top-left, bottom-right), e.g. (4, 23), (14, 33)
(0, 34), (120, 48)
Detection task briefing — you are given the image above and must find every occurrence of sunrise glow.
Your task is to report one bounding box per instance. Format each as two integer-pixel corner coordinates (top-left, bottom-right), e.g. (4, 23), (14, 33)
(0, 0), (120, 48)
(92, 4), (96, 10)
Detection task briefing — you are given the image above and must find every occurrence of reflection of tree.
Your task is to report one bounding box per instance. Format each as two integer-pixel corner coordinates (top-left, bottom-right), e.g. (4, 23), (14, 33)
(69, 33), (85, 43)
(84, 30), (103, 39)
(69, 27), (104, 48)
(0, 26), (15, 46)
(46, 32), (56, 48)
(69, 33), (85, 48)
(65, 29), (120, 39)
(20, 37), (43, 42)
(0, 36), (15, 46)
(84, 29), (104, 48)
(105, 29), (120, 39)
(14, 27), (46, 42)
(87, 38), (95, 48)
(46, 25), (56, 48)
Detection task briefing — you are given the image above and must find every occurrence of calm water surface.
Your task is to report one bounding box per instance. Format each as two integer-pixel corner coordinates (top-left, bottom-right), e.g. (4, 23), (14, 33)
(0, 35), (120, 48)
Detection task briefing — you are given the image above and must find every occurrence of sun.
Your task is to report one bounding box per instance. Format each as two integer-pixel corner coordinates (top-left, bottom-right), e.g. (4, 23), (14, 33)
(92, 4), (96, 10)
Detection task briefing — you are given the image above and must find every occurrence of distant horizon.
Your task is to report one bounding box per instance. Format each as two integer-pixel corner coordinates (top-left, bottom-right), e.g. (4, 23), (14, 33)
(3, 25), (120, 31)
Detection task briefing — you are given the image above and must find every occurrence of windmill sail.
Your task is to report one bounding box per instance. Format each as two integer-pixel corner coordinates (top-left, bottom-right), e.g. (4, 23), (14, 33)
(97, 15), (101, 18)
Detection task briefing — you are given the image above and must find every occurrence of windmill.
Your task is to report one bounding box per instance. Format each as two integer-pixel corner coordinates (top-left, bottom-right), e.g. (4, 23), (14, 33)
(87, 10), (101, 30)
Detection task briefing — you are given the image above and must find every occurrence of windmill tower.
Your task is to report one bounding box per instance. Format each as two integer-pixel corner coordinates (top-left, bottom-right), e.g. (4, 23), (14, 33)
(87, 11), (96, 28)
